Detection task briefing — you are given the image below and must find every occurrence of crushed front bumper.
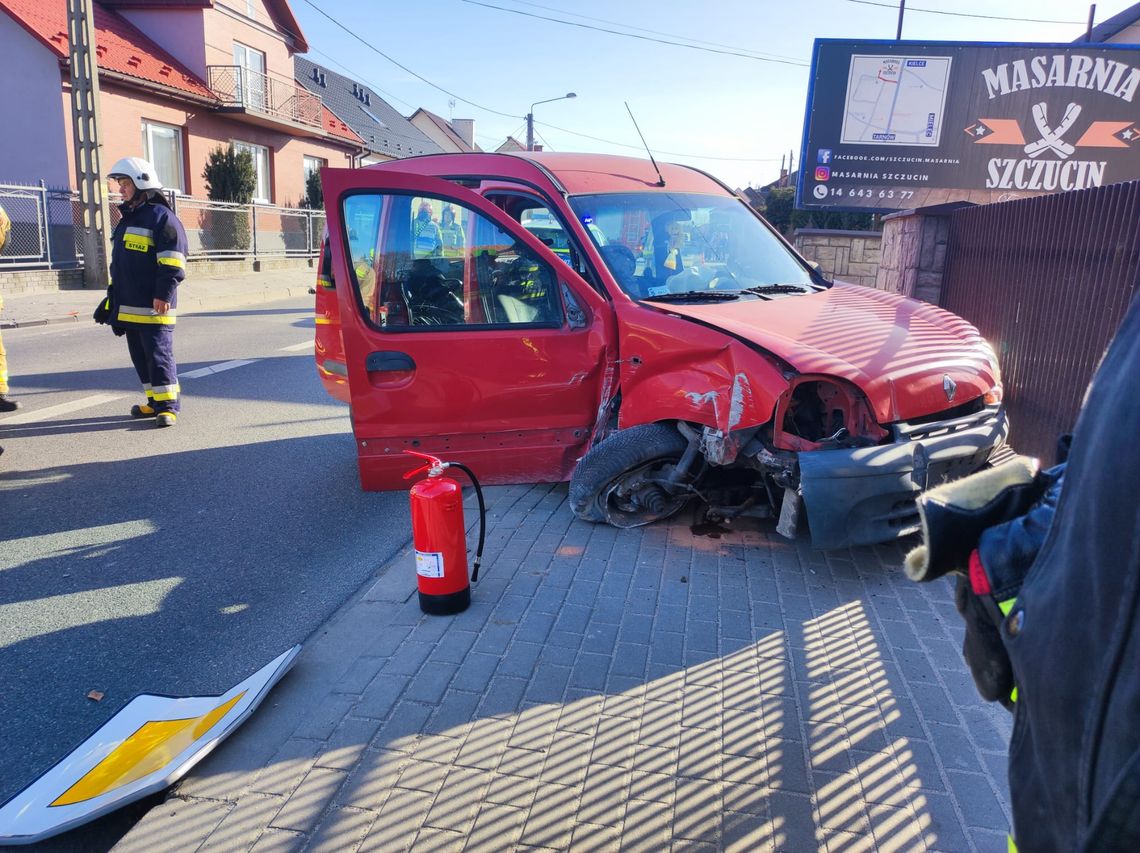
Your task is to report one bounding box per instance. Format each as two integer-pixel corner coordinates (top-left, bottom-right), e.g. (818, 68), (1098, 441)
(798, 404), (1010, 550)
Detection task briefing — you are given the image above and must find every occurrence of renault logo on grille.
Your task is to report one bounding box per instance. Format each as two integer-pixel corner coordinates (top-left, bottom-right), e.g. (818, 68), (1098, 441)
(943, 374), (957, 401)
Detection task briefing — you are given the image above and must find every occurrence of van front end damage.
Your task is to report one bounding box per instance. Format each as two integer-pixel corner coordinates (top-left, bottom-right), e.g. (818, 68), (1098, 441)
(791, 403), (1009, 549)
(668, 380), (1009, 550)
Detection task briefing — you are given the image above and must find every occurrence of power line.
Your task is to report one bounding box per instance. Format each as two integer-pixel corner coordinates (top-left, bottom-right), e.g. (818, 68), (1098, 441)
(459, 0), (809, 66)
(532, 126), (556, 151)
(845, 0), (1084, 26)
(298, 0), (522, 118)
(474, 0), (806, 64)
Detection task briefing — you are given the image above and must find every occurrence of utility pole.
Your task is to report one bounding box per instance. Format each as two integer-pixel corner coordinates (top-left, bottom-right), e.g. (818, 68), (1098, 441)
(896, 0), (906, 40)
(67, 0), (110, 289)
(526, 112), (535, 152)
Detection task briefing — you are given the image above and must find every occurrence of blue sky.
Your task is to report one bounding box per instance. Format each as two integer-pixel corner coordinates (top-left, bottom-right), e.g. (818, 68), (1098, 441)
(290, 0), (1133, 188)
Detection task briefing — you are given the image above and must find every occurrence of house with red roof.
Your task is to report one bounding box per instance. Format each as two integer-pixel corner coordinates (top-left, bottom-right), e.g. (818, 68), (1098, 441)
(0, 0), (363, 206)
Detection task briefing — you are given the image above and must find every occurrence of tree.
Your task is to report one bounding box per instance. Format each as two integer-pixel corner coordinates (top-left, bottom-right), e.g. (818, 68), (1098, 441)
(303, 169), (323, 210)
(203, 144), (255, 203)
(202, 145), (255, 252)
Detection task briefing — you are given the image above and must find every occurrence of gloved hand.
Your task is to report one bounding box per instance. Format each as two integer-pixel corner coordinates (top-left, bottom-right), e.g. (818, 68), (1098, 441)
(946, 465), (1065, 709)
(975, 464), (1064, 598)
(904, 456), (1044, 582)
(93, 286), (113, 325)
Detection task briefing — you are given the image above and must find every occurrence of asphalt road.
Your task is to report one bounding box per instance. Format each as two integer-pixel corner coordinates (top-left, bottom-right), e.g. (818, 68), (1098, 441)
(0, 297), (409, 848)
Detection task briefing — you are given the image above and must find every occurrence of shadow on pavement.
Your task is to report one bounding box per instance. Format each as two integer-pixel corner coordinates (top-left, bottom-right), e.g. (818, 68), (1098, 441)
(107, 485), (1010, 850)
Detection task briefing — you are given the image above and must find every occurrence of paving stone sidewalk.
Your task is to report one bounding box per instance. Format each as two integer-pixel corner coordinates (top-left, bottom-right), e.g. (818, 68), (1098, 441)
(116, 484), (1014, 852)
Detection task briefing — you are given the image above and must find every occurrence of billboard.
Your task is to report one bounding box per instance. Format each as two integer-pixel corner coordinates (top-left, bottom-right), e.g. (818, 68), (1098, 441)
(797, 39), (1140, 212)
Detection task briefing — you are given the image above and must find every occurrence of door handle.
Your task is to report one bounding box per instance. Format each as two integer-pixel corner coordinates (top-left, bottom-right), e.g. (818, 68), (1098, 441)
(365, 351), (416, 372)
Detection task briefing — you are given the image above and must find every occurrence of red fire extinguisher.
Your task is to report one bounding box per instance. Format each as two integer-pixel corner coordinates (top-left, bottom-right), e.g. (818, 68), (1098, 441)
(404, 451), (486, 615)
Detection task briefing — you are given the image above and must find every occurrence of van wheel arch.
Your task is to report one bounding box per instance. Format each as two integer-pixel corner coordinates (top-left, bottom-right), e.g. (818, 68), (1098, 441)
(569, 422), (694, 527)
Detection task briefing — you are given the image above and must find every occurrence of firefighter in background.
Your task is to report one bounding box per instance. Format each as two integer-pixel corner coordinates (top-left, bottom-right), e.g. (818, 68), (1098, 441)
(0, 202), (21, 416)
(439, 204), (464, 258)
(103, 157), (188, 428)
(412, 200), (442, 258)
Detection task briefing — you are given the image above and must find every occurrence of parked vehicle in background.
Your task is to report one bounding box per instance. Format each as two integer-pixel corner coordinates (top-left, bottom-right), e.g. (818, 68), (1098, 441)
(314, 153), (1007, 549)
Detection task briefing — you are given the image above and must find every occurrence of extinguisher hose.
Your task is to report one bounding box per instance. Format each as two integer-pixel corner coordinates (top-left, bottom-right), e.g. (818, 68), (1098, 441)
(447, 462), (486, 583)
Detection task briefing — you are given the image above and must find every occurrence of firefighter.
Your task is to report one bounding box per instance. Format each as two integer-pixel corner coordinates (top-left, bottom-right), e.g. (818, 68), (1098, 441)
(906, 292), (1140, 850)
(104, 157), (188, 428)
(439, 204), (464, 258)
(412, 200), (442, 258)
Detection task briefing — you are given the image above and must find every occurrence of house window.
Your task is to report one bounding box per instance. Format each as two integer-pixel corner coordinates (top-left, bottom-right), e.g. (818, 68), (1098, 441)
(234, 140), (271, 203)
(303, 156), (325, 207)
(232, 42), (266, 111)
(140, 120), (184, 192)
(303, 155), (325, 181)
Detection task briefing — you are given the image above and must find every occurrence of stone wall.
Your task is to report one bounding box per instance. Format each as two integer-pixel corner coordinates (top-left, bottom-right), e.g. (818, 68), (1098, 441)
(793, 229), (882, 288)
(0, 268), (85, 295)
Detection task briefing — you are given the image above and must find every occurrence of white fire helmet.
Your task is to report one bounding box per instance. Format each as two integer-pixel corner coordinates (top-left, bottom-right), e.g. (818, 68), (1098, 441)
(107, 157), (162, 191)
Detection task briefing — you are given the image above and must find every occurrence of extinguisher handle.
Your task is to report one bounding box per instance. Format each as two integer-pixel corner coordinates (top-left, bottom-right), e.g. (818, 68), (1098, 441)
(403, 449), (445, 479)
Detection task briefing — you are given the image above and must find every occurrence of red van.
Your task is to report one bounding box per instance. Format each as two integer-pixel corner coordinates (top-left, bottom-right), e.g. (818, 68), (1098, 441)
(315, 153), (1007, 549)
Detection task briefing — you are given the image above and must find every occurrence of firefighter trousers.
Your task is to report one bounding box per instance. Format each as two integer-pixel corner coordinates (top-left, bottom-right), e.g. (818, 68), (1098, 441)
(125, 327), (180, 414)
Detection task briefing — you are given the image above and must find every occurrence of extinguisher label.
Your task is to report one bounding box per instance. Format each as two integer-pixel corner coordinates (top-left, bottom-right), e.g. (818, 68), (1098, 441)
(415, 551), (445, 579)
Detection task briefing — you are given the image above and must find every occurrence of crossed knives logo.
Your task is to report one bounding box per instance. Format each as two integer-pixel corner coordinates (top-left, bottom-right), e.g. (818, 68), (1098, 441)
(965, 103), (1139, 159)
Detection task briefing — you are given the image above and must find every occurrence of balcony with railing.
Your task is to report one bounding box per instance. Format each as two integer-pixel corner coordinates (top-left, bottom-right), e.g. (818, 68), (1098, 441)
(207, 65), (323, 133)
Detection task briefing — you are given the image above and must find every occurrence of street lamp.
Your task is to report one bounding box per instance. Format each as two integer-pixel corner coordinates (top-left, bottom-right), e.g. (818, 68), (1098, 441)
(526, 92), (576, 151)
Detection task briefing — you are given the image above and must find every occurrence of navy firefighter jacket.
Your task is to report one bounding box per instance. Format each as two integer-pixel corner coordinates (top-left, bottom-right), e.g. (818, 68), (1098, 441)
(109, 197), (187, 328)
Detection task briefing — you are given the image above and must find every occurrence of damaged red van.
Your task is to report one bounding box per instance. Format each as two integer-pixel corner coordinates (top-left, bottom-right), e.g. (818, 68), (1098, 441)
(315, 153), (1007, 549)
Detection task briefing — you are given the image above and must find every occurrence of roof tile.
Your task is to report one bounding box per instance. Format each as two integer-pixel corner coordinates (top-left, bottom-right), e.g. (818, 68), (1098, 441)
(0, 0), (215, 100)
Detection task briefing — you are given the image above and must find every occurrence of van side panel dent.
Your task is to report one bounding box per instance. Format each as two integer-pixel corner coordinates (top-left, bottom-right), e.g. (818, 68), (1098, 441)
(615, 303), (785, 431)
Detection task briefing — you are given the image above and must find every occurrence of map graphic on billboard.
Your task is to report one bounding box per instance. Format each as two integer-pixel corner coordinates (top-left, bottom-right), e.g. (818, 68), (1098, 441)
(799, 40), (1140, 213)
(840, 55), (953, 146)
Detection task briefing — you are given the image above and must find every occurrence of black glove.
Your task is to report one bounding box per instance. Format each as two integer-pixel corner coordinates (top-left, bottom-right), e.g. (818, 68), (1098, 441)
(93, 286), (113, 324)
(113, 326), (126, 337)
(974, 464), (1064, 599)
(904, 456), (1044, 582)
(951, 465), (1065, 709)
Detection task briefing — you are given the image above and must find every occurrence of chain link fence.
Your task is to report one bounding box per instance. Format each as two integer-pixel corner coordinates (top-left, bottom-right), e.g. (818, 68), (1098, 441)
(0, 181), (325, 269)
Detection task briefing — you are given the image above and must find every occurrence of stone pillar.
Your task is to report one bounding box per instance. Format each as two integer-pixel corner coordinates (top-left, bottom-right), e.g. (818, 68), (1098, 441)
(875, 202), (972, 305)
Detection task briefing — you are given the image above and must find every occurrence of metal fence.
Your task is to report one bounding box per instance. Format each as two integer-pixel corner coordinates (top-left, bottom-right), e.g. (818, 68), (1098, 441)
(940, 180), (1140, 463)
(0, 182), (325, 268)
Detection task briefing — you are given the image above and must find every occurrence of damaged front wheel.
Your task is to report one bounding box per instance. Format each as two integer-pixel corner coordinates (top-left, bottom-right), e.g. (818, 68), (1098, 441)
(569, 423), (693, 528)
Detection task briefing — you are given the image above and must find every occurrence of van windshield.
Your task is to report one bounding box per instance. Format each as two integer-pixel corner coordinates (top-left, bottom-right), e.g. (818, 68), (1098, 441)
(567, 192), (814, 300)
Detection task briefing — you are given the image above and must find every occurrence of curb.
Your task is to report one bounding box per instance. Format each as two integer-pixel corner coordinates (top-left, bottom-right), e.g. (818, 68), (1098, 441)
(0, 314), (81, 330)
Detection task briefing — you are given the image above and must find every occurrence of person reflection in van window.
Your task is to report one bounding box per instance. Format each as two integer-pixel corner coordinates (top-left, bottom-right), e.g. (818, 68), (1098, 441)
(412, 200), (442, 258)
(440, 204), (464, 258)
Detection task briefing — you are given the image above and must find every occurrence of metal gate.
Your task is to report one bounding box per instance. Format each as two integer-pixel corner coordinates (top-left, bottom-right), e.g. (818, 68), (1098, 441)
(941, 181), (1140, 463)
